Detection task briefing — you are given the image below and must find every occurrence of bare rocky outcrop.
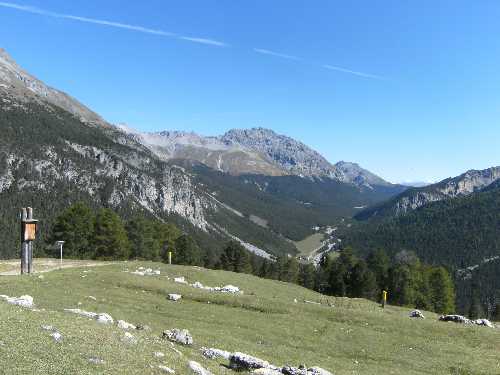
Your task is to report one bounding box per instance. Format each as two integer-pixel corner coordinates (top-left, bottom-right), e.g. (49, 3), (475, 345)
(229, 352), (270, 371)
(187, 361), (213, 375)
(0, 294), (34, 308)
(162, 329), (193, 345)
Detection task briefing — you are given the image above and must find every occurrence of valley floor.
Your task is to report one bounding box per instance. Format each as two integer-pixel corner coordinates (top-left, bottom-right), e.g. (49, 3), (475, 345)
(0, 260), (499, 374)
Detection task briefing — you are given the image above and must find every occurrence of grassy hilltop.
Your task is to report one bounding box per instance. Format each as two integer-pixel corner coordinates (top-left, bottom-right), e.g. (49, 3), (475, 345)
(0, 261), (499, 375)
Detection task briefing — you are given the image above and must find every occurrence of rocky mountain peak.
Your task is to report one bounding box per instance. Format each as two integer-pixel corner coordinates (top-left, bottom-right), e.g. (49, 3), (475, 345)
(0, 47), (104, 125)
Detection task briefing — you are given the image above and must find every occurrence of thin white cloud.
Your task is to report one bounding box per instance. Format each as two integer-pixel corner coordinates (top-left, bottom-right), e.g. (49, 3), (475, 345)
(0, 1), (227, 47)
(180, 36), (228, 47)
(0, 1), (384, 80)
(253, 48), (301, 61)
(323, 64), (383, 80)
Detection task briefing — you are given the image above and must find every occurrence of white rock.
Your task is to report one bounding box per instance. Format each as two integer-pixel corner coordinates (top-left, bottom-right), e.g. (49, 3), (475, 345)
(88, 357), (105, 365)
(409, 310), (425, 319)
(474, 319), (494, 328)
(192, 281), (204, 289)
(308, 367), (334, 375)
(88, 296), (97, 301)
(50, 332), (63, 342)
(229, 352), (269, 370)
(64, 308), (98, 319)
(158, 365), (175, 373)
(41, 325), (54, 331)
(154, 270), (161, 275)
(201, 347), (231, 360)
(117, 320), (136, 330)
(174, 277), (187, 284)
(0, 294), (34, 308)
(188, 361), (213, 375)
(168, 294), (182, 302)
(153, 351), (165, 358)
(253, 369), (283, 375)
(221, 285), (240, 294)
(438, 315), (472, 324)
(163, 329), (193, 345)
(96, 313), (114, 324)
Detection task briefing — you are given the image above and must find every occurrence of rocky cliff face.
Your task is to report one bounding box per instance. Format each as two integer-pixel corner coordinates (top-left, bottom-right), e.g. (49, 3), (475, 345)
(357, 166), (500, 219)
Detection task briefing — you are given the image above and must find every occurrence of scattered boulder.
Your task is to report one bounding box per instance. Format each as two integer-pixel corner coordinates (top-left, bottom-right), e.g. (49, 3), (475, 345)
(163, 329), (193, 345)
(88, 357), (105, 365)
(87, 296), (97, 301)
(308, 367), (334, 375)
(220, 285), (241, 294)
(201, 347), (231, 360)
(438, 315), (472, 324)
(188, 361), (213, 375)
(131, 268), (161, 276)
(409, 310), (425, 319)
(253, 368), (283, 375)
(41, 325), (55, 331)
(153, 351), (165, 358)
(0, 294), (34, 308)
(96, 313), (114, 324)
(117, 320), (137, 330)
(64, 308), (113, 324)
(282, 366), (311, 375)
(50, 332), (63, 342)
(136, 324), (151, 331)
(158, 365), (175, 373)
(168, 294), (182, 302)
(174, 277), (187, 284)
(64, 308), (98, 319)
(474, 319), (494, 328)
(229, 352), (269, 371)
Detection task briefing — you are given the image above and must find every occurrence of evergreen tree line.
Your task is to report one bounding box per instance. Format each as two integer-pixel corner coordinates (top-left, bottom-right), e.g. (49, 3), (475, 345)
(49, 203), (456, 316)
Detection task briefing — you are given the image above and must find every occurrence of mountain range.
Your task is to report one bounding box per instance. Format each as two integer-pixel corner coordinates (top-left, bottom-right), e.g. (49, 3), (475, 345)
(0, 48), (403, 259)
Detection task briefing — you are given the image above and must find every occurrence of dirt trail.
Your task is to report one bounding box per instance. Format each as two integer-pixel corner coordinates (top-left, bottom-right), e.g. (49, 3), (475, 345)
(0, 258), (116, 276)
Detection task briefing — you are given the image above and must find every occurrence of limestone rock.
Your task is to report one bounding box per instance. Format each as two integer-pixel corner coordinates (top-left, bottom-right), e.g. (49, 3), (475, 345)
(0, 294), (34, 308)
(409, 310), (425, 318)
(96, 313), (114, 324)
(163, 329), (193, 345)
(117, 320), (137, 330)
(188, 361), (213, 375)
(201, 347), (231, 360)
(168, 294), (182, 302)
(439, 315), (472, 324)
(474, 319), (494, 328)
(229, 352), (269, 370)
(159, 365), (175, 373)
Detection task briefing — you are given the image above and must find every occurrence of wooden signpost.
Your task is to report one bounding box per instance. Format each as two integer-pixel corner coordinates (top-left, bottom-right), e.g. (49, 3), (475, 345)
(20, 207), (38, 274)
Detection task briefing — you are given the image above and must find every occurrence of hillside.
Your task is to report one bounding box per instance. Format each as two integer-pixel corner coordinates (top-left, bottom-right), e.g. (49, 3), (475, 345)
(355, 167), (500, 220)
(0, 261), (499, 375)
(343, 184), (500, 315)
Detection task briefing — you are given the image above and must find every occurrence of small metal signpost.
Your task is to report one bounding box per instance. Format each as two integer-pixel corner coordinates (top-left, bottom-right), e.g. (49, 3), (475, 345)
(20, 207), (38, 274)
(56, 241), (65, 268)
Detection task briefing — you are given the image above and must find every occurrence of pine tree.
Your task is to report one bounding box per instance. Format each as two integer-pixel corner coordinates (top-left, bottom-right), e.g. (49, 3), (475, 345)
(50, 202), (95, 259)
(299, 263), (316, 289)
(366, 248), (390, 292)
(174, 234), (202, 266)
(350, 260), (378, 299)
(219, 241), (252, 273)
(428, 267), (455, 314)
(126, 216), (160, 260)
(282, 257), (300, 283)
(93, 208), (130, 260)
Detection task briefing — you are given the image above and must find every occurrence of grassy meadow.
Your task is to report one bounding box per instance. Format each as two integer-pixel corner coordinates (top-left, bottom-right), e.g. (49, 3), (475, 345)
(0, 260), (499, 374)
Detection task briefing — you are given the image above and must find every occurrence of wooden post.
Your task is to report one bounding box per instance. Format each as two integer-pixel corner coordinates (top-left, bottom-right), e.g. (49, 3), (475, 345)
(20, 207), (38, 274)
(168, 251), (172, 265)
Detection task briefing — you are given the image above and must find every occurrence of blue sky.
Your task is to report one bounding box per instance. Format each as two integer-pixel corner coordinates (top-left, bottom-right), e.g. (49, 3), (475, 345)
(1, 0), (499, 183)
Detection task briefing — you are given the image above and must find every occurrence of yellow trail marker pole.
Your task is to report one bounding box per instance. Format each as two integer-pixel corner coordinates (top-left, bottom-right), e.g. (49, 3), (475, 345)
(381, 290), (387, 308)
(168, 251), (172, 265)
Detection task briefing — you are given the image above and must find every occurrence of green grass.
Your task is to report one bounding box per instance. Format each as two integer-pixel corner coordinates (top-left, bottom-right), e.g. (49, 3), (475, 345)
(0, 261), (499, 374)
(295, 233), (325, 256)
